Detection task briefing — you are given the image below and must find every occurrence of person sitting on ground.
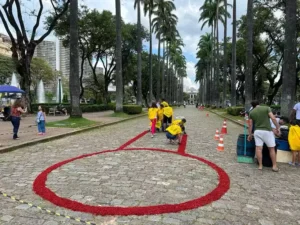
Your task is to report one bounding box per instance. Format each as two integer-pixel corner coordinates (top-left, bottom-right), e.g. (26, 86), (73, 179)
(162, 103), (173, 132)
(288, 120), (300, 166)
(171, 118), (187, 134)
(270, 116), (289, 137)
(166, 123), (182, 145)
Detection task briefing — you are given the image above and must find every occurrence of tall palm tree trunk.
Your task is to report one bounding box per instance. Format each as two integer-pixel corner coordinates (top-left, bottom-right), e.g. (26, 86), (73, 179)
(115, 0), (123, 112)
(137, 0), (142, 106)
(245, 0), (254, 110)
(69, 0), (82, 117)
(222, 0), (227, 108)
(211, 26), (215, 105)
(156, 37), (161, 100)
(149, 13), (153, 102)
(280, 0), (297, 116)
(166, 44), (170, 101)
(162, 41), (166, 98)
(231, 0), (237, 106)
(215, 0), (220, 107)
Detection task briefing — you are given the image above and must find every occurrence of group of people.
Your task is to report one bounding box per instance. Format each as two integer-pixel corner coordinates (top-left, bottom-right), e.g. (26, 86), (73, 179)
(148, 99), (186, 145)
(6, 99), (46, 140)
(247, 100), (300, 171)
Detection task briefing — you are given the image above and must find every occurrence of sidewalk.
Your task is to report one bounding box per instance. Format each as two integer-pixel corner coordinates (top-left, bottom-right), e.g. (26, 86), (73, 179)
(0, 111), (142, 152)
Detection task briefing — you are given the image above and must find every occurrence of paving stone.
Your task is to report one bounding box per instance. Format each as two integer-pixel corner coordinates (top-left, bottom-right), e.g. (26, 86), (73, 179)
(162, 217), (181, 224)
(15, 204), (31, 210)
(259, 219), (275, 225)
(0, 215), (13, 222)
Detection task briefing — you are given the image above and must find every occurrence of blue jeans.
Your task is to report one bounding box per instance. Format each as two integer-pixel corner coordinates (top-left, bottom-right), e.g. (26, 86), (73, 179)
(166, 132), (177, 140)
(11, 116), (20, 139)
(38, 120), (46, 133)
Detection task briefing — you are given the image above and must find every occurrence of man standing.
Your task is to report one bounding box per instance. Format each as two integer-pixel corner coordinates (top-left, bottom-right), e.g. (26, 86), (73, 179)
(247, 100), (281, 172)
(290, 101), (300, 125)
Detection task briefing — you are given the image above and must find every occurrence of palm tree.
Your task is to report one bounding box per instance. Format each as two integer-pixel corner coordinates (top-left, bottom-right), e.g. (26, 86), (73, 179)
(69, 0), (82, 117)
(115, 0), (123, 112)
(231, 0), (237, 106)
(222, 0), (227, 107)
(280, 0), (297, 116)
(134, 0), (143, 106)
(152, 0), (177, 99)
(245, 0), (254, 110)
(142, 0), (155, 101)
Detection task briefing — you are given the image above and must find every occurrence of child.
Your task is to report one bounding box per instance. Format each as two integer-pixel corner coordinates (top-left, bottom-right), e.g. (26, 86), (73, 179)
(172, 118), (187, 134)
(148, 102), (158, 138)
(288, 120), (300, 166)
(37, 105), (46, 135)
(157, 105), (164, 131)
(162, 103), (173, 132)
(166, 123), (182, 144)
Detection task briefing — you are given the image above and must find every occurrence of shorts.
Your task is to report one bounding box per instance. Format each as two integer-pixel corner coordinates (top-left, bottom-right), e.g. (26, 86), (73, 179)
(166, 132), (177, 140)
(163, 115), (172, 124)
(254, 130), (276, 147)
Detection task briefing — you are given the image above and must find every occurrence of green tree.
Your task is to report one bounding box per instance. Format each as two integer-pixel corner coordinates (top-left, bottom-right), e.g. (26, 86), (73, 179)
(31, 58), (55, 90)
(69, 0), (82, 117)
(0, 0), (70, 111)
(115, 0), (123, 112)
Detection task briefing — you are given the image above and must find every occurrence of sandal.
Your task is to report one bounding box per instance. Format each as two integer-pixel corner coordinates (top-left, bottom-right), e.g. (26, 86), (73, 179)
(288, 162), (296, 166)
(272, 168), (280, 172)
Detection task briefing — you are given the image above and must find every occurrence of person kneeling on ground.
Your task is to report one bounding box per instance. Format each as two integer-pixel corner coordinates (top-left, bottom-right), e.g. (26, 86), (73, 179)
(166, 123), (183, 145)
(171, 118), (187, 134)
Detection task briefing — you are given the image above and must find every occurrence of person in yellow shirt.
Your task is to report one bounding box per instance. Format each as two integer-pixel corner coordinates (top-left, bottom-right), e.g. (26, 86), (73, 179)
(163, 103), (173, 131)
(172, 118), (187, 134)
(288, 120), (300, 166)
(157, 105), (164, 131)
(160, 98), (168, 107)
(166, 124), (182, 144)
(148, 102), (158, 138)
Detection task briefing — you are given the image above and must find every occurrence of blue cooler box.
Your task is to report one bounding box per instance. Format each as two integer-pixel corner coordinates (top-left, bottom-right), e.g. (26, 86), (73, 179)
(275, 139), (290, 151)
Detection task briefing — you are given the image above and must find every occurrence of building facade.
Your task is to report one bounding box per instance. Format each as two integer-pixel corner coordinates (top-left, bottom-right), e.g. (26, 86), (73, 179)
(34, 40), (56, 71)
(0, 33), (12, 57)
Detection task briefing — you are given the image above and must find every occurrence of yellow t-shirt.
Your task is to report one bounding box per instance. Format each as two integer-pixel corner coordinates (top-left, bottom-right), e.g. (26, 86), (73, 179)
(172, 119), (182, 126)
(158, 108), (164, 121)
(163, 106), (173, 117)
(148, 108), (158, 120)
(288, 125), (300, 151)
(166, 124), (182, 136)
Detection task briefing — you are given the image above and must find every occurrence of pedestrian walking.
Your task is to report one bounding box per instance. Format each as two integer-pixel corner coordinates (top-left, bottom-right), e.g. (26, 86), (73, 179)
(37, 105), (46, 135)
(247, 100), (280, 172)
(148, 102), (158, 138)
(10, 99), (26, 140)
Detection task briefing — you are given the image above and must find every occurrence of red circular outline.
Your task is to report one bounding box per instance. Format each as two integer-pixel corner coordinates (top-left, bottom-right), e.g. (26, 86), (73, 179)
(33, 148), (230, 216)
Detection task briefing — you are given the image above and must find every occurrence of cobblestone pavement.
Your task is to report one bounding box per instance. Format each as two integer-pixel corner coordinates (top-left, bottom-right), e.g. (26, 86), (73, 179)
(0, 106), (300, 225)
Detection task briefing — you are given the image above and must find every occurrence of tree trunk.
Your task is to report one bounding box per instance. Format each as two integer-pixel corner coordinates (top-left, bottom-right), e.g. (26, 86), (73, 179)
(280, 0), (297, 117)
(215, 0), (220, 107)
(161, 41), (166, 98)
(222, 0), (227, 108)
(79, 51), (85, 99)
(231, 0), (237, 106)
(115, 0), (123, 112)
(156, 37), (161, 100)
(137, 0), (142, 106)
(18, 54), (32, 112)
(245, 0), (254, 110)
(69, 0), (82, 118)
(149, 13), (153, 102)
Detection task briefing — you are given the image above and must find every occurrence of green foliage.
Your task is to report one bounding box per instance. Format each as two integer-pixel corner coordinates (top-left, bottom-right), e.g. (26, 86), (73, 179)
(270, 105), (281, 110)
(62, 94), (68, 103)
(0, 54), (16, 83)
(31, 57), (55, 88)
(211, 105), (217, 109)
(227, 107), (244, 116)
(122, 105), (142, 114)
(107, 103), (116, 110)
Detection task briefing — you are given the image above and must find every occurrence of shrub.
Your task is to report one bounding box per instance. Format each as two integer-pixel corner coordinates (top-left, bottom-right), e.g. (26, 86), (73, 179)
(270, 105), (281, 110)
(123, 105), (142, 114)
(227, 106), (244, 116)
(108, 102), (116, 110)
(205, 104), (210, 108)
(211, 105), (217, 109)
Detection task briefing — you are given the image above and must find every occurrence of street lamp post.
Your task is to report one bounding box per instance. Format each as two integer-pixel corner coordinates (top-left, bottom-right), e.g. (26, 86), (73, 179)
(58, 77), (62, 104)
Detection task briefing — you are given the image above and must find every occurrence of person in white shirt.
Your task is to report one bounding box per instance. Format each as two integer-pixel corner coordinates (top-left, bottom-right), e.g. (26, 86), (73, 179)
(290, 102), (300, 124)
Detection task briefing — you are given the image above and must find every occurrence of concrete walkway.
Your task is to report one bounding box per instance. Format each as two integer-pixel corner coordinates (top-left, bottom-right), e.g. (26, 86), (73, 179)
(0, 106), (299, 225)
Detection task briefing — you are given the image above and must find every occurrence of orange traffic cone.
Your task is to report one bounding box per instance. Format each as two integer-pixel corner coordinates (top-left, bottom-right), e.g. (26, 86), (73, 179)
(223, 119), (227, 126)
(217, 136), (224, 151)
(214, 129), (220, 140)
(206, 113), (209, 117)
(221, 124), (227, 134)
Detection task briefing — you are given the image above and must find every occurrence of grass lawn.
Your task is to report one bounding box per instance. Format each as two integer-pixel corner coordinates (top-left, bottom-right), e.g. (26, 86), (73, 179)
(46, 117), (98, 128)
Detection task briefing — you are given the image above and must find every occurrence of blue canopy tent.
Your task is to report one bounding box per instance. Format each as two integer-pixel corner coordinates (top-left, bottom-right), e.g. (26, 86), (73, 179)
(0, 85), (25, 93)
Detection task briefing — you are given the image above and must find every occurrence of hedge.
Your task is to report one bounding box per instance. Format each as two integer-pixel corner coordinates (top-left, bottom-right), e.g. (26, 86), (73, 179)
(227, 106), (244, 116)
(31, 103), (111, 114)
(122, 105), (142, 114)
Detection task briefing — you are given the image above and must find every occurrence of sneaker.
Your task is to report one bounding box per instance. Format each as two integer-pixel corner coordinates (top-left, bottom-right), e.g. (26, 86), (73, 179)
(151, 135), (154, 138)
(38, 133), (42, 135)
(288, 162), (296, 166)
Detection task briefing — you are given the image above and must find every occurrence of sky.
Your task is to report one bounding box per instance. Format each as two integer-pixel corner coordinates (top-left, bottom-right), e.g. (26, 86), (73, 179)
(0, 0), (248, 90)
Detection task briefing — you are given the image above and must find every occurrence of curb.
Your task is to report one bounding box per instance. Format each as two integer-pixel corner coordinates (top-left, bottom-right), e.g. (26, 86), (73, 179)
(0, 113), (147, 154)
(206, 110), (245, 127)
